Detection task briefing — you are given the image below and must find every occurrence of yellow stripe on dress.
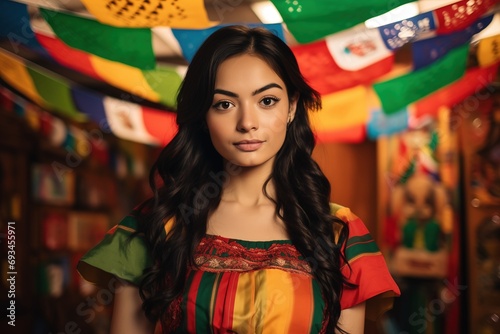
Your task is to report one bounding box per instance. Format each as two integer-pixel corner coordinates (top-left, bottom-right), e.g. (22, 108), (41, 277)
(261, 269), (294, 334)
(232, 272), (256, 333)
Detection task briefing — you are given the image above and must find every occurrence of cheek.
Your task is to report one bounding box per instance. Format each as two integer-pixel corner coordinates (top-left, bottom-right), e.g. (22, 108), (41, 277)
(263, 112), (288, 137)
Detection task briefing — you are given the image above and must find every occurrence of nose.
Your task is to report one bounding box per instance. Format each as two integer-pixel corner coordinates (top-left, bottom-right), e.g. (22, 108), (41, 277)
(236, 104), (258, 132)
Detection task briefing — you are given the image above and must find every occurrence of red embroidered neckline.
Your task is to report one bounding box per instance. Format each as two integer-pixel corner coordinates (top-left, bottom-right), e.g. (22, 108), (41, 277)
(192, 234), (313, 275)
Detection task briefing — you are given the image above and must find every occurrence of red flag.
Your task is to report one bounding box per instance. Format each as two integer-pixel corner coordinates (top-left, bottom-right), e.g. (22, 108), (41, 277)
(435, 0), (497, 34)
(415, 63), (499, 117)
(35, 33), (103, 80)
(292, 40), (394, 95)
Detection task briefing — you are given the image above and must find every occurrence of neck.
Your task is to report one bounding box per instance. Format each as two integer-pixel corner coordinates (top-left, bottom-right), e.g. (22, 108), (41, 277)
(221, 161), (276, 206)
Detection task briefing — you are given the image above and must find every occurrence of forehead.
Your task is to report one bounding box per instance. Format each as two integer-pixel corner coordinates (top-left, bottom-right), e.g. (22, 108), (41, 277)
(215, 54), (285, 91)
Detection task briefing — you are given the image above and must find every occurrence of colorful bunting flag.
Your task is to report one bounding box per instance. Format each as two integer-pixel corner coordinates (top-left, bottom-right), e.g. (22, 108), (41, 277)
(414, 63), (499, 117)
(71, 87), (108, 125)
(412, 14), (493, 69)
(310, 85), (368, 142)
(292, 39), (394, 95)
(325, 25), (393, 71)
(80, 0), (213, 28)
(315, 124), (366, 143)
(434, 0), (497, 34)
(26, 66), (84, 121)
(270, 0), (414, 43)
(367, 108), (409, 139)
(35, 33), (103, 81)
(171, 23), (285, 63)
(35, 32), (183, 107)
(374, 43), (469, 114)
(102, 97), (160, 145)
(40, 8), (156, 70)
(72, 87), (177, 145)
(0, 50), (46, 106)
(0, 1), (50, 57)
(378, 11), (436, 50)
(477, 34), (500, 66)
(141, 106), (178, 145)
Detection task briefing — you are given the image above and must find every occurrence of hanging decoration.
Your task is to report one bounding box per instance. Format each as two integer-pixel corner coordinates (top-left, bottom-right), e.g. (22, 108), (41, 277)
(172, 23), (285, 63)
(1, 0), (500, 145)
(374, 43), (470, 115)
(412, 14), (494, 70)
(80, 0), (213, 28)
(434, 0), (498, 34)
(270, 0), (414, 43)
(40, 8), (157, 70)
(291, 38), (394, 95)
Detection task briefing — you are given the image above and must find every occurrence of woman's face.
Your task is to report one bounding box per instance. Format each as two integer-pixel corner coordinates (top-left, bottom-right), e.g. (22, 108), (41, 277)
(206, 54), (297, 169)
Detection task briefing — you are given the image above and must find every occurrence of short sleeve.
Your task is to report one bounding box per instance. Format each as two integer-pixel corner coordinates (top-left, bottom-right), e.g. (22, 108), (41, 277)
(330, 203), (401, 320)
(77, 212), (153, 287)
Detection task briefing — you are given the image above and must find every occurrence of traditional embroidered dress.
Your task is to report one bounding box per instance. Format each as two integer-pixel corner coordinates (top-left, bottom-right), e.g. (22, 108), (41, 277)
(77, 204), (400, 333)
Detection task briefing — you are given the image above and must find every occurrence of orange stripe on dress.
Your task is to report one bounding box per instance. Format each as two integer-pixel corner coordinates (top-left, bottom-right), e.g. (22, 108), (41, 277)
(186, 270), (204, 333)
(290, 274), (315, 333)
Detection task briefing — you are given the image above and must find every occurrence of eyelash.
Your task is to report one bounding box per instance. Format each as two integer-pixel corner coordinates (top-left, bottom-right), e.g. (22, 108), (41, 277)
(211, 96), (281, 110)
(260, 96), (280, 107)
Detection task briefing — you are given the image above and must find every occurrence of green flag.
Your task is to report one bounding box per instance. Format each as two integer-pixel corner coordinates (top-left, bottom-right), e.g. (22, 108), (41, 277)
(27, 67), (84, 120)
(40, 9), (156, 70)
(374, 44), (469, 115)
(271, 0), (414, 43)
(143, 66), (183, 107)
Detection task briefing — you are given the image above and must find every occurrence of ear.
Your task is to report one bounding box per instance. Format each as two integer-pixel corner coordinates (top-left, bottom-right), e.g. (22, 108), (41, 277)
(288, 93), (299, 123)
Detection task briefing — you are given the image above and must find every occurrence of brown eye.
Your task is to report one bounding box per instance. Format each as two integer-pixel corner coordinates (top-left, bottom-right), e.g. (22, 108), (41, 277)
(213, 101), (233, 110)
(260, 97), (280, 107)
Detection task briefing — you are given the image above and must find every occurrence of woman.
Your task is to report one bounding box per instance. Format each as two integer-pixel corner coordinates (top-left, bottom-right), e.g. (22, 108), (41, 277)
(78, 26), (400, 333)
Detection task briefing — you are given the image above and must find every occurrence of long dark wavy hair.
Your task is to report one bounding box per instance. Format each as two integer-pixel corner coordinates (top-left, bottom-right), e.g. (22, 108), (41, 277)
(136, 25), (351, 333)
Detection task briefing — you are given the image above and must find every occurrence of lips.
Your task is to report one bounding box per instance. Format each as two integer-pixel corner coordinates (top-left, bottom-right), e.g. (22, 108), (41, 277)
(233, 139), (264, 152)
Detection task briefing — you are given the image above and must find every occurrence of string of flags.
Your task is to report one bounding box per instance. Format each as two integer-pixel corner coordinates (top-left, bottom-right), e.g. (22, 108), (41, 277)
(1, 0), (500, 145)
(0, 86), (152, 178)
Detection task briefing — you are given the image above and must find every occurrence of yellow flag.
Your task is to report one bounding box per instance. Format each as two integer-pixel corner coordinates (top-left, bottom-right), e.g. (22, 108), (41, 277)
(0, 51), (45, 106)
(81, 0), (213, 28)
(477, 35), (500, 67)
(90, 56), (161, 103)
(310, 85), (368, 132)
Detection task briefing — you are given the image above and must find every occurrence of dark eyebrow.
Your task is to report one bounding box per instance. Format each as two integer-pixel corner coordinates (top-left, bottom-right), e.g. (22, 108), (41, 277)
(213, 83), (283, 98)
(252, 83), (283, 95)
